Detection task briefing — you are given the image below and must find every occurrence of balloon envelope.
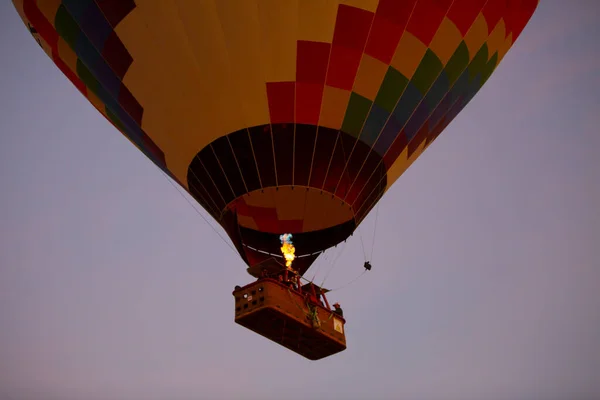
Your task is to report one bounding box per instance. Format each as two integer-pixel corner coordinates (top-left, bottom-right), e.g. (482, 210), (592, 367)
(13, 0), (538, 275)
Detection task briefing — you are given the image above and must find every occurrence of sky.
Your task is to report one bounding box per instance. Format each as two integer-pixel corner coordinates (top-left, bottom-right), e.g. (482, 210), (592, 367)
(1, 2), (599, 400)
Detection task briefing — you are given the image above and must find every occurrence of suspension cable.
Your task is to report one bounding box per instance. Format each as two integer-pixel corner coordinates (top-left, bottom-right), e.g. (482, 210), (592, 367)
(319, 241), (347, 287)
(357, 225), (367, 261)
(326, 269), (367, 293)
(369, 203), (380, 261)
(160, 170), (238, 256)
(309, 246), (330, 282)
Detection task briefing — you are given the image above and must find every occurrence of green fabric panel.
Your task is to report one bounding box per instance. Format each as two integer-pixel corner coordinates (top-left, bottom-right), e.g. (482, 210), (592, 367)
(374, 67), (409, 113)
(411, 49), (443, 95)
(76, 59), (99, 94)
(445, 41), (470, 86)
(468, 43), (489, 81)
(481, 52), (499, 85)
(341, 92), (372, 137)
(54, 5), (80, 49)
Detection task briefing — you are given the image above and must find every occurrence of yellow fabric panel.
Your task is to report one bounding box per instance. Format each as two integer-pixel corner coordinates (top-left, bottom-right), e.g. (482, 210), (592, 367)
(237, 214), (260, 230)
(36, 0), (60, 25)
(57, 38), (77, 75)
(214, 0), (271, 127)
(116, 1), (247, 188)
(341, 0), (379, 13)
(353, 54), (387, 100)
(87, 91), (106, 114)
(13, 0), (24, 19)
(390, 32), (427, 79)
(384, 148), (408, 194)
(423, 138), (434, 152)
(497, 32), (514, 63)
(273, 187), (308, 220)
(115, 2), (205, 187)
(235, 187), (353, 232)
(319, 86), (351, 129)
(257, 0), (298, 83)
(429, 17), (463, 66)
(297, 0), (340, 42)
(302, 189), (353, 232)
(173, 0), (252, 132)
(464, 13), (488, 59)
(407, 141), (426, 165)
(486, 19), (506, 60)
(244, 189), (276, 208)
(384, 141), (426, 194)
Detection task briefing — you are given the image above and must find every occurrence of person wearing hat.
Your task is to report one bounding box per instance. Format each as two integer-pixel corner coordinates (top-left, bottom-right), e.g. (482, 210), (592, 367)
(332, 302), (343, 317)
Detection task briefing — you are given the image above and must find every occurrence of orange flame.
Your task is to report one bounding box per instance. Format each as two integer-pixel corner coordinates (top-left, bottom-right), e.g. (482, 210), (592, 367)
(280, 233), (296, 269)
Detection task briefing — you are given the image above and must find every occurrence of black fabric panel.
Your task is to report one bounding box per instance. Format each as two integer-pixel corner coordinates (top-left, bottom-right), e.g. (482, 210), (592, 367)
(309, 127), (337, 188)
(336, 138), (369, 198)
(346, 148), (386, 205)
(323, 133), (346, 193)
(272, 123), (294, 186)
(330, 132), (355, 198)
(249, 125), (277, 187)
(186, 177), (220, 220)
(211, 136), (246, 198)
(228, 129), (261, 192)
(198, 145), (235, 205)
(355, 178), (386, 223)
(350, 155), (387, 212)
(293, 124), (317, 186)
(187, 155), (227, 213)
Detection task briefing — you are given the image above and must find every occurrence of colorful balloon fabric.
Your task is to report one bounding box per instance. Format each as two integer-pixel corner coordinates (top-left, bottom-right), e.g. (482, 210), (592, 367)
(13, 0), (539, 275)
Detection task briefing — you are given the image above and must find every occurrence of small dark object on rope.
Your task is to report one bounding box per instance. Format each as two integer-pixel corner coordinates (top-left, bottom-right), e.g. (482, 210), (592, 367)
(364, 261), (372, 271)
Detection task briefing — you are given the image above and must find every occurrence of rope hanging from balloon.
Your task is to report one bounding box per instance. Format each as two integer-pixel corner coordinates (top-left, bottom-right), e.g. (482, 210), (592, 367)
(325, 269), (368, 293)
(369, 203), (380, 262)
(357, 225), (368, 262)
(316, 203), (380, 290)
(319, 240), (347, 288)
(300, 264), (367, 294)
(308, 246), (329, 283)
(160, 170), (239, 256)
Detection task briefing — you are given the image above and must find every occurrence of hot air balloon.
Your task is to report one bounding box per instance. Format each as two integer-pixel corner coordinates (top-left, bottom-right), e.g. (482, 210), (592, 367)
(12, 0), (539, 360)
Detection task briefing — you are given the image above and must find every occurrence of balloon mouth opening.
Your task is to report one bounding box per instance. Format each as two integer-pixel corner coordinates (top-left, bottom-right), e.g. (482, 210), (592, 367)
(242, 242), (323, 259)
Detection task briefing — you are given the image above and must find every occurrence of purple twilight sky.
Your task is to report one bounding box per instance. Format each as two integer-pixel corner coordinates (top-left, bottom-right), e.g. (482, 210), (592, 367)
(1, 2), (599, 400)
